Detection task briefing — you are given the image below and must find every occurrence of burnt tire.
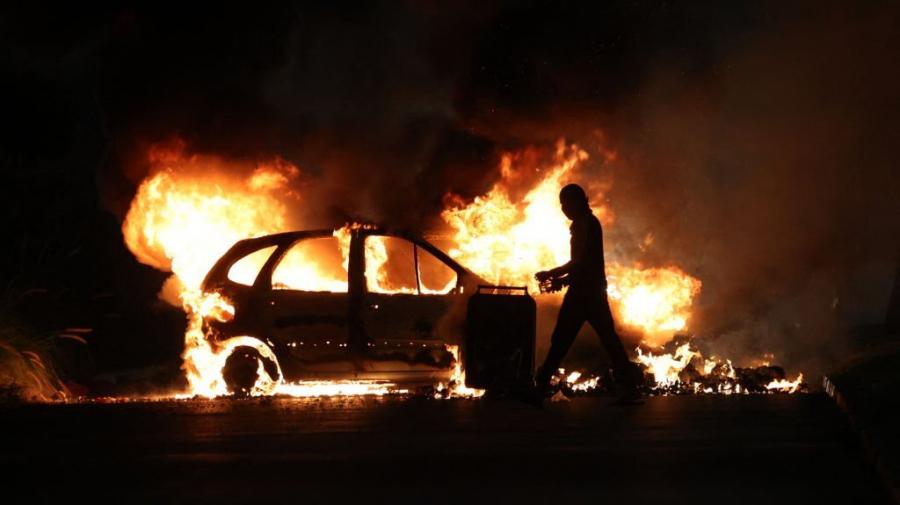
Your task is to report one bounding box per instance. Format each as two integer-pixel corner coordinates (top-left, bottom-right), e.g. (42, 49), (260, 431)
(222, 345), (279, 397)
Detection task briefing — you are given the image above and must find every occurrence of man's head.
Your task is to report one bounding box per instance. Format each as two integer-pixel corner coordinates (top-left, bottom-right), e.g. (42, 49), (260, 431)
(559, 183), (590, 220)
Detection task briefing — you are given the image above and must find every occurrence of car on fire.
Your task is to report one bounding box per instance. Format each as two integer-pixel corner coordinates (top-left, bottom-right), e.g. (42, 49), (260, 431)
(200, 225), (491, 393)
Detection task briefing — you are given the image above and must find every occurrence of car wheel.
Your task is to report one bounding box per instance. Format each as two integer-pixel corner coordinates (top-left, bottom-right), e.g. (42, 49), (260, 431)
(222, 345), (280, 397)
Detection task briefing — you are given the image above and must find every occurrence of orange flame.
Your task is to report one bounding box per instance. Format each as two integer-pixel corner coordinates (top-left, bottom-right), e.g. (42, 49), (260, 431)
(636, 343), (698, 385)
(606, 265), (702, 346)
(122, 149), (298, 301)
(442, 143), (589, 290)
(555, 369), (601, 392)
(766, 374), (804, 393)
(123, 146), (397, 398)
(434, 345), (484, 398)
(442, 140), (701, 346)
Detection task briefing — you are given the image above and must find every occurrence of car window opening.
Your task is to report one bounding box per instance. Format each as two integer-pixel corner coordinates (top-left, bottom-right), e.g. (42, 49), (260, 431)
(227, 245), (278, 286)
(365, 236), (456, 295)
(271, 237), (348, 292)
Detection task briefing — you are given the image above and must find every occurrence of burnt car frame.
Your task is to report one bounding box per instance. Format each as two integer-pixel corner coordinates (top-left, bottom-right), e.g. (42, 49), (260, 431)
(201, 226), (489, 390)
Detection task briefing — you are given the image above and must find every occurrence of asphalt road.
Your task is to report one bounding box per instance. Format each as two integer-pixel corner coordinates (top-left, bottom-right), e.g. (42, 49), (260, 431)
(0, 394), (886, 504)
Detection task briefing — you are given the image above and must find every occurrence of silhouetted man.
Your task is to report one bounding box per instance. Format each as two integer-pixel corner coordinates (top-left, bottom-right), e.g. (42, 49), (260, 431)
(535, 184), (642, 402)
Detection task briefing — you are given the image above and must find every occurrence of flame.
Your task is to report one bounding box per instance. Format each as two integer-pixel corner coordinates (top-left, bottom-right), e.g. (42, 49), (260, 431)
(634, 343), (803, 395)
(268, 226), (350, 293)
(123, 146), (402, 398)
(636, 343), (698, 385)
(175, 291), (284, 397)
(435, 345), (484, 398)
(555, 369), (601, 392)
(606, 264), (702, 346)
(550, 342), (803, 397)
(442, 142), (587, 292)
(362, 232), (417, 295)
(274, 380), (400, 397)
(635, 342), (741, 390)
(122, 149), (298, 298)
(442, 140), (701, 346)
(173, 273), (400, 400)
(766, 374), (804, 393)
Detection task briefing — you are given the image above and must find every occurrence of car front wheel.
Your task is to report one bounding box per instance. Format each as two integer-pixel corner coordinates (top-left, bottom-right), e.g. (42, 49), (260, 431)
(222, 345), (280, 397)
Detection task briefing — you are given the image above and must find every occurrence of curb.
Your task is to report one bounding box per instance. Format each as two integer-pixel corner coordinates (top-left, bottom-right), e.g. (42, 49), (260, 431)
(823, 375), (900, 505)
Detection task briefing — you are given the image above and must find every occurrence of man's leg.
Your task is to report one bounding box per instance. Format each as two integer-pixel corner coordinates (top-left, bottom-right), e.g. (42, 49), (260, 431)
(535, 293), (586, 389)
(586, 294), (640, 388)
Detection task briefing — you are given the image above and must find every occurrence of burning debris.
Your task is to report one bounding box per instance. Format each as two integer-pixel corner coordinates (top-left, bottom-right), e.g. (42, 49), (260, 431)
(548, 340), (807, 397)
(434, 345), (485, 399)
(635, 340), (807, 394)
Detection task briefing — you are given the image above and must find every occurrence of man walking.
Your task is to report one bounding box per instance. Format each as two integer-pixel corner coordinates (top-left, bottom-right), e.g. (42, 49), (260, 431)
(534, 184), (642, 403)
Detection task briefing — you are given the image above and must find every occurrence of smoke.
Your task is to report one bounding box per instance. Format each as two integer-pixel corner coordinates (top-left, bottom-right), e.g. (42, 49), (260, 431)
(95, 1), (898, 378)
(600, 2), (900, 377)
(97, 2), (501, 230)
(445, 1), (900, 378)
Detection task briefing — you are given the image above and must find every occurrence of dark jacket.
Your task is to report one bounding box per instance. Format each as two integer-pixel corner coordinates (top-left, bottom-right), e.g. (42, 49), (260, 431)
(568, 213), (607, 292)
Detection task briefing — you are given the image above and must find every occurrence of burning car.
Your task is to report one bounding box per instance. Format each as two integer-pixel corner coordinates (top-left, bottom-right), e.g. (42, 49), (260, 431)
(200, 224), (489, 393)
(122, 143), (804, 399)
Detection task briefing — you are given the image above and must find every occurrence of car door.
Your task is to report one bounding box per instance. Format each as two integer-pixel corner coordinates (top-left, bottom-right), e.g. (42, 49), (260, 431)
(359, 234), (464, 369)
(261, 234), (352, 376)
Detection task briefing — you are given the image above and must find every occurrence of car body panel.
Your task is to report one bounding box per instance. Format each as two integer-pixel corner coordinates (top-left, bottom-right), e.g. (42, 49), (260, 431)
(201, 226), (487, 384)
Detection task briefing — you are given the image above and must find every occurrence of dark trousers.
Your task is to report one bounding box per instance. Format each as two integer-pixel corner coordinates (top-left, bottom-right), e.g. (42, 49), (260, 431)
(536, 287), (634, 387)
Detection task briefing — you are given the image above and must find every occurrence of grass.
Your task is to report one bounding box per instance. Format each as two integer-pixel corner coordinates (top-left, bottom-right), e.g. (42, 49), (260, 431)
(0, 300), (70, 403)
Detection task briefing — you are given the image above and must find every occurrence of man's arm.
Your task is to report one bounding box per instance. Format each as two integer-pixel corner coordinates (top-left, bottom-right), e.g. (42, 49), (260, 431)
(549, 261), (572, 278)
(536, 261), (568, 282)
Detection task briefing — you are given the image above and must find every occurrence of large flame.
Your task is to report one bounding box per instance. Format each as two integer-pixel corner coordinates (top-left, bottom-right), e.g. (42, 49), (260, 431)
(123, 145), (397, 398)
(442, 141), (701, 346)
(441, 143), (588, 289)
(123, 145), (298, 298)
(606, 264), (702, 345)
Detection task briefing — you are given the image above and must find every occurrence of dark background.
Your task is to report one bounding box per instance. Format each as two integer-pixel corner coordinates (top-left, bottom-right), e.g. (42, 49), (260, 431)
(1, 1), (897, 386)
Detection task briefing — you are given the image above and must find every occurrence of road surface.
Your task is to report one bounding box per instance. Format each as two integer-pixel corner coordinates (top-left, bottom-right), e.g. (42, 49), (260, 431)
(0, 394), (886, 504)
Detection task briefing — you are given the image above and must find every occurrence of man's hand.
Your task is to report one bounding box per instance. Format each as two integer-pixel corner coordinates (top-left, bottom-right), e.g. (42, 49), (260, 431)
(536, 270), (567, 293)
(535, 270), (553, 283)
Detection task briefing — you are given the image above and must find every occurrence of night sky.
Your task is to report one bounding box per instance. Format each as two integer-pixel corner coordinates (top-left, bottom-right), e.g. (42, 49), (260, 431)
(1, 1), (898, 381)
